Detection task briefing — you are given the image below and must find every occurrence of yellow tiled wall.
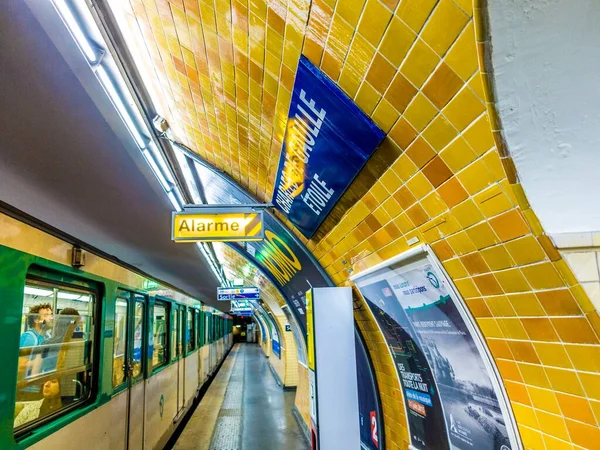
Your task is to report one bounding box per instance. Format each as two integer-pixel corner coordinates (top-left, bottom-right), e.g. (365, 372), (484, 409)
(113, 0), (600, 448)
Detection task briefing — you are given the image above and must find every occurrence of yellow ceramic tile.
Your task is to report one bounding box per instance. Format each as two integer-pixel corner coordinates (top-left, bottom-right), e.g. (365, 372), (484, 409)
(391, 154), (418, 182)
(474, 184), (512, 218)
(463, 113), (496, 156)
(473, 273), (502, 295)
(517, 426), (544, 450)
(439, 137), (477, 172)
(400, 39), (440, 88)
(355, 81), (381, 115)
(421, 191), (448, 217)
(480, 245), (513, 271)
(476, 317), (504, 338)
(437, 177), (469, 208)
(457, 160), (495, 196)
(505, 380), (531, 405)
(445, 22), (477, 80)
(576, 372), (600, 401)
(337, 0), (366, 26)
(451, 199), (484, 228)
(511, 403), (539, 429)
(533, 343), (572, 369)
(372, 98), (400, 133)
(556, 393), (597, 425)
(467, 72), (486, 103)
(521, 263), (565, 290)
(536, 290), (581, 316)
(443, 257), (468, 278)
(486, 295), (517, 317)
(564, 344), (600, 373)
(565, 420), (600, 450)
(552, 317), (599, 345)
(521, 318), (559, 342)
(535, 410), (570, 441)
(406, 172), (433, 198)
(504, 235), (546, 266)
(338, 67), (362, 97)
(495, 359), (523, 382)
(489, 209), (530, 242)
(446, 231), (477, 255)
(518, 363), (551, 389)
(385, 73), (418, 114)
(422, 62), (464, 109)
(422, 114), (459, 151)
(442, 85), (485, 131)
(357, 0), (393, 47)
(389, 117), (418, 149)
(494, 268), (530, 293)
(403, 93), (438, 132)
(421, 0), (469, 56)
(465, 222), (500, 250)
(482, 150), (506, 181)
(380, 168), (403, 193)
(460, 252), (489, 275)
(544, 367), (585, 396)
(527, 386), (561, 414)
(379, 16), (417, 67)
(346, 34), (377, 78)
(487, 338), (513, 358)
(397, 0), (438, 33)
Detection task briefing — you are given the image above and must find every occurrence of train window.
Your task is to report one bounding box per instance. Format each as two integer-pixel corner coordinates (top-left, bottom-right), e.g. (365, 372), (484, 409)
(179, 308), (185, 355)
(195, 310), (201, 348)
(172, 306), (179, 359)
(15, 280), (96, 434)
(152, 302), (168, 370)
(187, 309), (194, 353)
(132, 300), (144, 378)
(113, 296), (128, 387)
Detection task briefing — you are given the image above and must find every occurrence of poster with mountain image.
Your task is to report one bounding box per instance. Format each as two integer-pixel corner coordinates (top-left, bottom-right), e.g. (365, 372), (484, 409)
(390, 260), (513, 450)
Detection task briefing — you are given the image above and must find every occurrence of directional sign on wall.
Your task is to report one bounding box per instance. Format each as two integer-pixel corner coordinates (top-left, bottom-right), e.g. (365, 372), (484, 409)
(217, 286), (260, 301)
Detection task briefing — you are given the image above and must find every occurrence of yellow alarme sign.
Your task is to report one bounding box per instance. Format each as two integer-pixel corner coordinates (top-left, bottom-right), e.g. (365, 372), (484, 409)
(172, 212), (264, 242)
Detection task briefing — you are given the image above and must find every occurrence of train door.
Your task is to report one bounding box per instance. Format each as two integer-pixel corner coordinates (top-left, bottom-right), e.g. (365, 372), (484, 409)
(118, 292), (147, 450)
(176, 305), (185, 415)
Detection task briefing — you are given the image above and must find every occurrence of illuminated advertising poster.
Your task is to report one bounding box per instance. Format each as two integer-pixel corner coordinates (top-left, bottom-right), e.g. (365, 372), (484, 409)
(354, 247), (518, 450)
(356, 280), (449, 450)
(272, 56), (385, 238)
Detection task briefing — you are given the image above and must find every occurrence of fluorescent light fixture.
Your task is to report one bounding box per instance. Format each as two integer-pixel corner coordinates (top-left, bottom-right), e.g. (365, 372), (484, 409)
(167, 190), (182, 212)
(52, 0), (97, 63)
(96, 66), (147, 148)
(143, 149), (171, 190)
(57, 292), (91, 302)
(24, 287), (53, 297)
(147, 143), (175, 184)
(174, 148), (202, 204)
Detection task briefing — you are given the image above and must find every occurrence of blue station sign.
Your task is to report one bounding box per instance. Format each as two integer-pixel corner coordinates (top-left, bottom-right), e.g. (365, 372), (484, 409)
(217, 286), (260, 301)
(272, 56), (385, 238)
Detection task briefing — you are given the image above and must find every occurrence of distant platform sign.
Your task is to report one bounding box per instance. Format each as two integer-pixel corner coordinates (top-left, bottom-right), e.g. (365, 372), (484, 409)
(231, 299), (253, 316)
(218, 286), (260, 301)
(172, 209), (264, 242)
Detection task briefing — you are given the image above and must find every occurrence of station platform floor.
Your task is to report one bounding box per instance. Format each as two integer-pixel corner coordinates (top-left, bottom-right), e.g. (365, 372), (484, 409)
(174, 343), (309, 450)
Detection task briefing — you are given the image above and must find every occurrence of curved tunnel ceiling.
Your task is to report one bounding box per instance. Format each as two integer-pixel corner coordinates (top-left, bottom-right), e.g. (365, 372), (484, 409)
(487, 0), (600, 235)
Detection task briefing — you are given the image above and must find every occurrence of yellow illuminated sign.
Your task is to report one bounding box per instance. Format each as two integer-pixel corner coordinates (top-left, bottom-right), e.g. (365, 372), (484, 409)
(172, 211), (264, 242)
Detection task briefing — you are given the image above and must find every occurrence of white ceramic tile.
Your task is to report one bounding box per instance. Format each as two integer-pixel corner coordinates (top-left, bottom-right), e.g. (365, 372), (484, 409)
(550, 232), (593, 249)
(581, 281), (600, 312)
(563, 251), (600, 282)
(592, 233), (600, 247)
